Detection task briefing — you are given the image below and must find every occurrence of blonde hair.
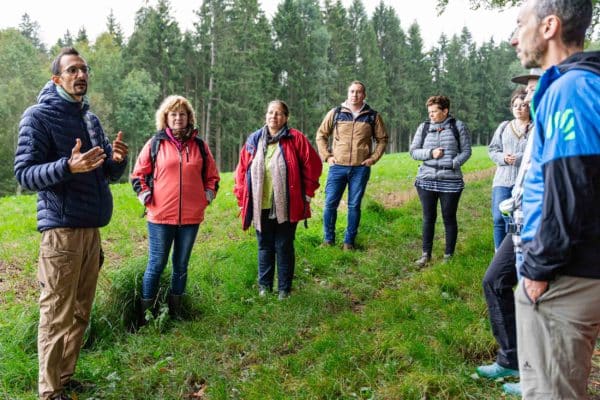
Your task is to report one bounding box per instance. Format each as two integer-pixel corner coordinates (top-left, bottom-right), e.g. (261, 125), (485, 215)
(155, 95), (196, 131)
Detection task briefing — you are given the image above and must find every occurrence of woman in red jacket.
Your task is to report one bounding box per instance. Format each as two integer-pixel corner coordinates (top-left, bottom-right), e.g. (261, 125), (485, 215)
(234, 100), (322, 300)
(131, 95), (220, 320)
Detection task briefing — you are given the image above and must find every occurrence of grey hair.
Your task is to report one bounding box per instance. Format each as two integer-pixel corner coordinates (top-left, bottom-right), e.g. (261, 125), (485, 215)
(533, 0), (592, 47)
(267, 100), (289, 117)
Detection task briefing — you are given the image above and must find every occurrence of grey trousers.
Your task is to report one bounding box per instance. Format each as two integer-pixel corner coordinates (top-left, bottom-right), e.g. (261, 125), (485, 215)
(515, 275), (600, 399)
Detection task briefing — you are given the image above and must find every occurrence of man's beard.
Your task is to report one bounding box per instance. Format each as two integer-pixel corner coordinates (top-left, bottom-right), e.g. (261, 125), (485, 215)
(522, 39), (545, 69)
(73, 80), (88, 95)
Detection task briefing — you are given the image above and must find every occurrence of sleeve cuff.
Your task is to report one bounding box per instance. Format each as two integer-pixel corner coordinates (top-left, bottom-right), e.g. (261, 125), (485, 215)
(138, 191), (151, 206)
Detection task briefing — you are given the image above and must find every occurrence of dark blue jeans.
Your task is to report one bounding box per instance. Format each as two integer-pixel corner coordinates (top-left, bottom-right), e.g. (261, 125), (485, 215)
(482, 233), (518, 370)
(491, 186), (513, 250)
(323, 165), (371, 245)
(416, 186), (462, 255)
(256, 210), (298, 293)
(142, 222), (199, 299)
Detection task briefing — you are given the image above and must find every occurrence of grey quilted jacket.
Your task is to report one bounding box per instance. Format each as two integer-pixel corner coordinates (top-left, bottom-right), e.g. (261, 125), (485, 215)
(409, 116), (472, 181)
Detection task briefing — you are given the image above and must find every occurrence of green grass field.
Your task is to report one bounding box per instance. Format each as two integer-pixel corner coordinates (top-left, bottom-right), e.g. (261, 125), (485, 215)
(0, 147), (594, 399)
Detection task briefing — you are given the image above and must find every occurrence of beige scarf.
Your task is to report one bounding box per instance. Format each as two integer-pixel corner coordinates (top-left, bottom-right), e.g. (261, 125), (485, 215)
(249, 127), (288, 232)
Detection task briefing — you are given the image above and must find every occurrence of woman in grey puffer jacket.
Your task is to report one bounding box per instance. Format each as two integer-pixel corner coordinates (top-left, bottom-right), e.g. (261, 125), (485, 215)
(488, 88), (531, 250)
(410, 95), (472, 266)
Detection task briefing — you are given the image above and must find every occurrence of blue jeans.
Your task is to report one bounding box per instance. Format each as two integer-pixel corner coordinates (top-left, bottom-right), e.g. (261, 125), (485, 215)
(492, 186), (513, 250)
(323, 165), (371, 245)
(256, 210), (298, 293)
(142, 222), (199, 299)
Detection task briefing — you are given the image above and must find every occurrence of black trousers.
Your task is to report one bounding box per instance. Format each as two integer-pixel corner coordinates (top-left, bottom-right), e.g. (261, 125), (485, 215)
(416, 187), (462, 255)
(482, 234), (518, 370)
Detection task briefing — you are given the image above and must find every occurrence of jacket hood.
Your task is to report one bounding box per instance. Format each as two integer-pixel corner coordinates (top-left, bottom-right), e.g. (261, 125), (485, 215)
(557, 51), (600, 75)
(36, 80), (90, 115)
(341, 102), (374, 115)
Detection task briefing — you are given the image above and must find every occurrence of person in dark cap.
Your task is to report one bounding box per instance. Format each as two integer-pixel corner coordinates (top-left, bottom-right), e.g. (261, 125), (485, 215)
(475, 68), (542, 397)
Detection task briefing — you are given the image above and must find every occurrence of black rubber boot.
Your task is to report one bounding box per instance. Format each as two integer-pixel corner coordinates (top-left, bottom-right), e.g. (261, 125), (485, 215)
(168, 294), (184, 319)
(138, 298), (155, 327)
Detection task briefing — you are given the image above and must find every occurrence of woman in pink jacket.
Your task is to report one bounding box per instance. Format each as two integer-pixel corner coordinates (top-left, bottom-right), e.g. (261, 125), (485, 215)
(234, 100), (322, 300)
(131, 95), (220, 321)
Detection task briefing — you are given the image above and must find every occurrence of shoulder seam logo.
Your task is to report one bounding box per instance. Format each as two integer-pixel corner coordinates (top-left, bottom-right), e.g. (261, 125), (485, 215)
(546, 108), (575, 141)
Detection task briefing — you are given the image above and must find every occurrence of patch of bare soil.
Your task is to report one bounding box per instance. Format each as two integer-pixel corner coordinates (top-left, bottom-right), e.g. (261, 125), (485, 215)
(378, 167), (496, 208)
(0, 260), (38, 305)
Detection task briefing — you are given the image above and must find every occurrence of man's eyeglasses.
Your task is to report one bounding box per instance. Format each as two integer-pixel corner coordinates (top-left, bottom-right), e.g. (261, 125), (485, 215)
(512, 103), (529, 110)
(60, 65), (91, 76)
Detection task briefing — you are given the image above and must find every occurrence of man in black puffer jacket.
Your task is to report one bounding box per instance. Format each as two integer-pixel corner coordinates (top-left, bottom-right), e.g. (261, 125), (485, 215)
(14, 47), (128, 400)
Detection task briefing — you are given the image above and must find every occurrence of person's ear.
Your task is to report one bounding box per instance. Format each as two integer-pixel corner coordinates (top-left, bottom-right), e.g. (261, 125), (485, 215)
(51, 75), (61, 85)
(542, 14), (560, 40)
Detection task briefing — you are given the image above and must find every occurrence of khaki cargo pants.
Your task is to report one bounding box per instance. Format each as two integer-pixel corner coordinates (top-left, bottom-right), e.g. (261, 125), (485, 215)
(516, 275), (600, 400)
(37, 228), (102, 400)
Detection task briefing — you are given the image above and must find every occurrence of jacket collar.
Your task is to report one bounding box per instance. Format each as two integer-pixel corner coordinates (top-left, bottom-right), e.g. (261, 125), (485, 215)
(37, 80), (90, 115)
(532, 51), (600, 114)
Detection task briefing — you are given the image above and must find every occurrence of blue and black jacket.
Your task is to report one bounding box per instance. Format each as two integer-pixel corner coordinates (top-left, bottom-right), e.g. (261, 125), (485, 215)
(14, 81), (127, 232)
(520, 51), (600, 281)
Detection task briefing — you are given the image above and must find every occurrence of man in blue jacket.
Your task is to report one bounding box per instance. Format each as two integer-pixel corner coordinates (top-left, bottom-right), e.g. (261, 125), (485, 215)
(14, 47), (128, 400)
(511, 0), (600, 398)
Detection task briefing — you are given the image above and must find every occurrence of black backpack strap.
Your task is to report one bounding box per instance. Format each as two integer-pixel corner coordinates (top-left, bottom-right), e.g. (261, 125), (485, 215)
(149, 134), (161, 178)
(419, 121), (430, 149)
(331, 106), (342, 132)
(448, 118), (461, 153)
(367, 110), (377, 133)
(419, 119), (462, 152)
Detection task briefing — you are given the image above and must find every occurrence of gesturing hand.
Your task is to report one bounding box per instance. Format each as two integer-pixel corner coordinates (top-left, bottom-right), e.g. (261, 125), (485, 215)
(112, 131), (129, 162)
(68, 138), (106, 174)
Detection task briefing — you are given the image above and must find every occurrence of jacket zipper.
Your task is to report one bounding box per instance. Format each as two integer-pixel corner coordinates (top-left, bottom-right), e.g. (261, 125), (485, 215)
(350, 117), (355, 165)
(82, 114), (103, 224)
(178, 147), (183, 226)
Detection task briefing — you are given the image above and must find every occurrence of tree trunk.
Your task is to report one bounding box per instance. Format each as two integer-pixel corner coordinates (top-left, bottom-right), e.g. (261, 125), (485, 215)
(204, 13), (216, 147)
(215, 98), (222, 172)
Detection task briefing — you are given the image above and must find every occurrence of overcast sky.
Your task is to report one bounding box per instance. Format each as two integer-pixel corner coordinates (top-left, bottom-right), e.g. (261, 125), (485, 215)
(0, 0), (519, 50)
